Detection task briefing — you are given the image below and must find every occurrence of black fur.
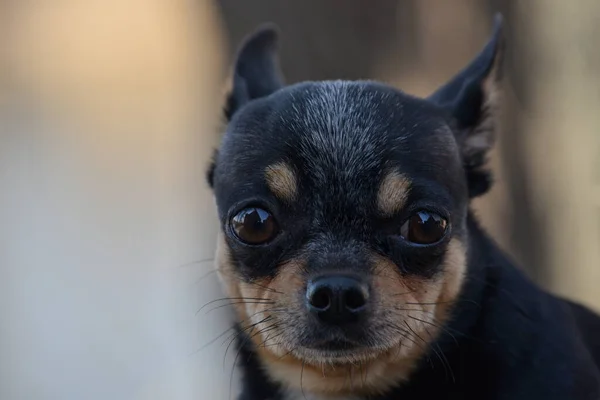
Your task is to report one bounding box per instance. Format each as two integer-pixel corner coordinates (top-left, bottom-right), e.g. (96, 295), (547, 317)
(208, 13), (600, 400)
(428, 15), (504, 198)
(206, 149), (218, 188)
(224, 23), (284, 121)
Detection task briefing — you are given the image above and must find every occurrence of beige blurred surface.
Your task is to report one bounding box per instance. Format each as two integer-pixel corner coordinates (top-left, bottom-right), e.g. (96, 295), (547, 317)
(513, 0), (600, 308)
(1, 1), (236, 399)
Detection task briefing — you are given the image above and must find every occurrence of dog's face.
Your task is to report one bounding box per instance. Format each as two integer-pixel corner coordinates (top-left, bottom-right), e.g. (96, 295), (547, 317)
(208, 18), (504, 396)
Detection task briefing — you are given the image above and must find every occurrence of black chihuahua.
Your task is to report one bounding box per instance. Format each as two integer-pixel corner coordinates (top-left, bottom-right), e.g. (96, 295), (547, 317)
(206, 14), (600, 400)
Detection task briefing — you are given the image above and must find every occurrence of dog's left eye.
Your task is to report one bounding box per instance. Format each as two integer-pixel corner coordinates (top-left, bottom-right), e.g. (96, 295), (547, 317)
(231, 207), (279, 245)
(400, 211), (448, 245)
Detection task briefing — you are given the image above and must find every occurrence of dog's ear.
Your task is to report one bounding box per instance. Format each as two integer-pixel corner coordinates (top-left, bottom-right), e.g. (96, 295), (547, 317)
(223, 24), (284, 121)
(428, 14), (505, 198)
(208, 25), (283, 189)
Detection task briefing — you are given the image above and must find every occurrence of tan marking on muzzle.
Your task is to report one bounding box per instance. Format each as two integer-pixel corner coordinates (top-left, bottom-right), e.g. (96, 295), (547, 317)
(377, 171), (411, 217)
(265, 162), (298, 202)
(215, 229), (467, 397)
(434, 238), (467, 320)
(256, 238), (467, 396)
(255, 249), (427, 396)
(216, 232), (305, 350)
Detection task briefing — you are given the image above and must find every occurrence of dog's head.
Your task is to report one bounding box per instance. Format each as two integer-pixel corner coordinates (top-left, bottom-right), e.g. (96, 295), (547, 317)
(207, 16), (504, 396)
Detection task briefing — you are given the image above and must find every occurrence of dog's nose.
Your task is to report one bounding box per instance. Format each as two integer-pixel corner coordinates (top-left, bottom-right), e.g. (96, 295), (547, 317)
(306, 275), (369, 324)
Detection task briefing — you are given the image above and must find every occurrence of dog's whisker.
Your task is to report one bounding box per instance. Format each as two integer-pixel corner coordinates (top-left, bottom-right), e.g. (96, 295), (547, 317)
(202, 300), (276, 315)
(245, 280), (284, 294)
(198, 296), (273, 312)
(404, 298), (481, 308)
(190, 315), (270, 358)
(224, 315), (274, 373)
(193, 326), (235, 355)
(406, 314), (463, 344)
(391, 289), (417, 297)
(392, 322), (433, 365)
(257, 330), (285, 349)
(175, 257), (215, 269)
(300, 360), (307, 400)
(192, 269), (220, 285)
(404, 321), (454, 383)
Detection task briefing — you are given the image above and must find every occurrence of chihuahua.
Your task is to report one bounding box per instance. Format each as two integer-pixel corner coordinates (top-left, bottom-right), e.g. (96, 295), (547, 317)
(206, 14), (600, 400)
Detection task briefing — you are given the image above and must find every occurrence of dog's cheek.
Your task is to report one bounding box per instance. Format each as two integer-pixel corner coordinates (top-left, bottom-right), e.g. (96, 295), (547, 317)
(370, 240), (466, 359)
(434, 238), (467, 320)
(388, 238), (467, 340)
(216, 233), (274, 331)
(215, 232), (251, 322)
(371, 253), (441, 347)
(216, 234), (280, 352)
(251, 259), (306, 355)
(216, 235), (307, 356)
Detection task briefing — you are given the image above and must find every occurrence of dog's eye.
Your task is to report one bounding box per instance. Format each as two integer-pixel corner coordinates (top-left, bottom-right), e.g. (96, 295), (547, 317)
(400, 211), (448, 244)
(231, 207), (278, 245)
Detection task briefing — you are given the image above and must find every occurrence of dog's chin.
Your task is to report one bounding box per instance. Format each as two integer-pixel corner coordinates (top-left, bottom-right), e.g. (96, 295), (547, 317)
(290, 339), (391, 366)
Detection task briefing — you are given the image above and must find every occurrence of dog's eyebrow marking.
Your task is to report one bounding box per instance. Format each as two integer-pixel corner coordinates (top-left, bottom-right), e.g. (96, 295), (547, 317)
(265, 162), (298, 202)
(377, 170), (411, 217)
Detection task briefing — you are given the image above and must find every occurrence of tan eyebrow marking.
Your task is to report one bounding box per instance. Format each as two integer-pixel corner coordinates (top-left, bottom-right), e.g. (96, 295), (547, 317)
(265, 162), (298, 202)
(377, 170), (411, 216)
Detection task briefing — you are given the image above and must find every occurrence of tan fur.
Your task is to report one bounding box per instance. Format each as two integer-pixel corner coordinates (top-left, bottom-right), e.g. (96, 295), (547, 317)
(215, 233), (246, 318)
(216, 232), (303, 346)
(5, 1), (225, 125)
(216, 229), (467, 397)
(436, 239), (468, 305)
(377, 171), (411, 217)
(265, 162), (299, 202)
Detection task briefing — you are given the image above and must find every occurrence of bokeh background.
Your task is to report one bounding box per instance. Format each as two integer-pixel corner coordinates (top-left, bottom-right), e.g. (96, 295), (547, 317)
(1, 1), (599, 399)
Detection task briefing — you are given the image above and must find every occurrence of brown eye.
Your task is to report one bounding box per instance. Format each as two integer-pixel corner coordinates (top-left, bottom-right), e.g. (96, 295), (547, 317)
(400, 211), (448, 244)
(231, 207), (278, 245)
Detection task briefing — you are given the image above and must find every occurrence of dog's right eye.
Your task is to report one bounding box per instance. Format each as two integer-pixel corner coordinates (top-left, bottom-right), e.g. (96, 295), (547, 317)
(400, 211), (448, 245)
(231, 207), (279, 245)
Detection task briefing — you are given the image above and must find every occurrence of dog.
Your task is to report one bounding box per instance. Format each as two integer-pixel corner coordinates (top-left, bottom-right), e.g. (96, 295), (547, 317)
(206, 14), (600, 400)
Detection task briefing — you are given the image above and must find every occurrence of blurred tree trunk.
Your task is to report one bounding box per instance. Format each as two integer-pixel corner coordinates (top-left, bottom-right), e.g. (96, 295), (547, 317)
(481, 0), (550, 281)
(217, 0), (415, 83)
(511, 1), (600, 310)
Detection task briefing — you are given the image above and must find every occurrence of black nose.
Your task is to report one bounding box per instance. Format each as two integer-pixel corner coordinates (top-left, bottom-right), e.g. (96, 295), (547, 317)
(306, 275), (369, 324)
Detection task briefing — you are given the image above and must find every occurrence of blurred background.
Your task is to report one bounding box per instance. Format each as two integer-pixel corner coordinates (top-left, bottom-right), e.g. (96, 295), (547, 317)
(1, 1), (599, 399)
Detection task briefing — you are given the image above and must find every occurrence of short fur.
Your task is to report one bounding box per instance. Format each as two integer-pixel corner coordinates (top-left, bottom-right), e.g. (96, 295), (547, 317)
(207, 15), (600, 400)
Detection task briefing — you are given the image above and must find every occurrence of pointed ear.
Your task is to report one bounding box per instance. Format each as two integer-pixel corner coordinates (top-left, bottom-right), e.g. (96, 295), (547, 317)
(428, 14), (505, 198)
(223, 24), (284, 121)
